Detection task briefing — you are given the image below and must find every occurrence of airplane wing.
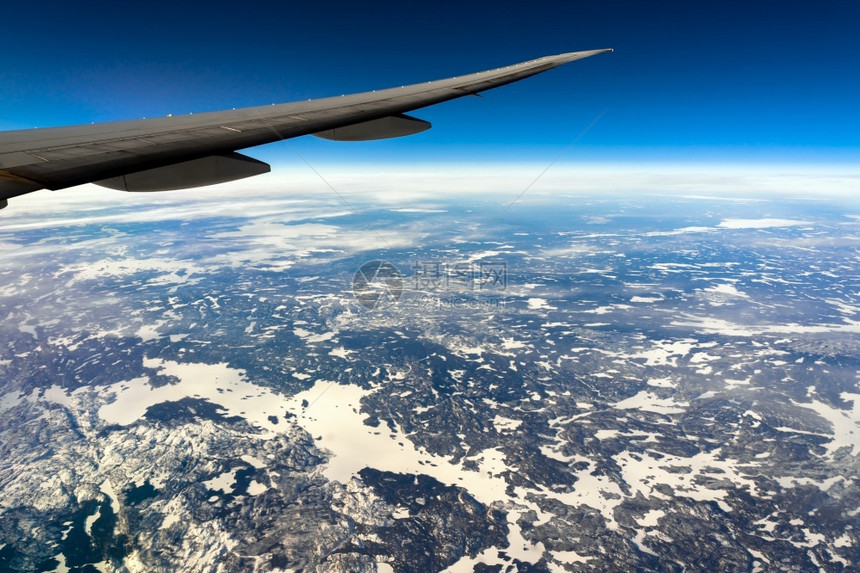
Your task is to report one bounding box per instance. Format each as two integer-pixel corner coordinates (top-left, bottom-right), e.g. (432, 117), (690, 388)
(0, 49), (612, 209)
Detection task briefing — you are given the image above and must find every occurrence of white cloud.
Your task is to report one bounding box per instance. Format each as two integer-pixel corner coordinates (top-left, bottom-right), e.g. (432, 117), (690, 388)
(2, 163), (859, 226)
(718, 218), (809, 229)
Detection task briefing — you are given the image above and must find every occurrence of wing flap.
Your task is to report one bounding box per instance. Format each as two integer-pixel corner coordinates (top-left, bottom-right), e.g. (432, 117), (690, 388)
(312, 114), (431, 141)
(95, 152), (270, 192)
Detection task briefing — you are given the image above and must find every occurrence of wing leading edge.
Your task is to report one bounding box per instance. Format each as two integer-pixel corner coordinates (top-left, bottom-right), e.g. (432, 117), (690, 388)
(0, 49), (612, 208)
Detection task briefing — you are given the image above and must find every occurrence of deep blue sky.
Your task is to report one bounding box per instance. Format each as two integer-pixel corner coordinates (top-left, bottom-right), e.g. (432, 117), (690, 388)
(2, 0), (858, 165)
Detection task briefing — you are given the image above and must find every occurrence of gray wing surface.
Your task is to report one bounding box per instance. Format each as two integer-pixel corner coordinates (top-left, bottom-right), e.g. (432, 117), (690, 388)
(0, 49), (612, 207)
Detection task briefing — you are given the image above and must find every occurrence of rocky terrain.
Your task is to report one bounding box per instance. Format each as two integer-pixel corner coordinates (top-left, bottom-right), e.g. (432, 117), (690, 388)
(1, 191), (858, 571)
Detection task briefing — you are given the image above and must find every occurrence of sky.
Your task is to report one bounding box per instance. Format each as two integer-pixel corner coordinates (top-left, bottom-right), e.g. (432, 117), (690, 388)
(1, 0), (858, 169)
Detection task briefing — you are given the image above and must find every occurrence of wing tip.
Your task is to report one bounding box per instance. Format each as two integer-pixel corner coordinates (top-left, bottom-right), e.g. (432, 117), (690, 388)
(556, 48), (614, 62)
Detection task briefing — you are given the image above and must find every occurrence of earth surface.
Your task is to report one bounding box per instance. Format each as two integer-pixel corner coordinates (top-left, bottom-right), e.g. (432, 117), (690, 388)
(0, 178), (858, 572)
